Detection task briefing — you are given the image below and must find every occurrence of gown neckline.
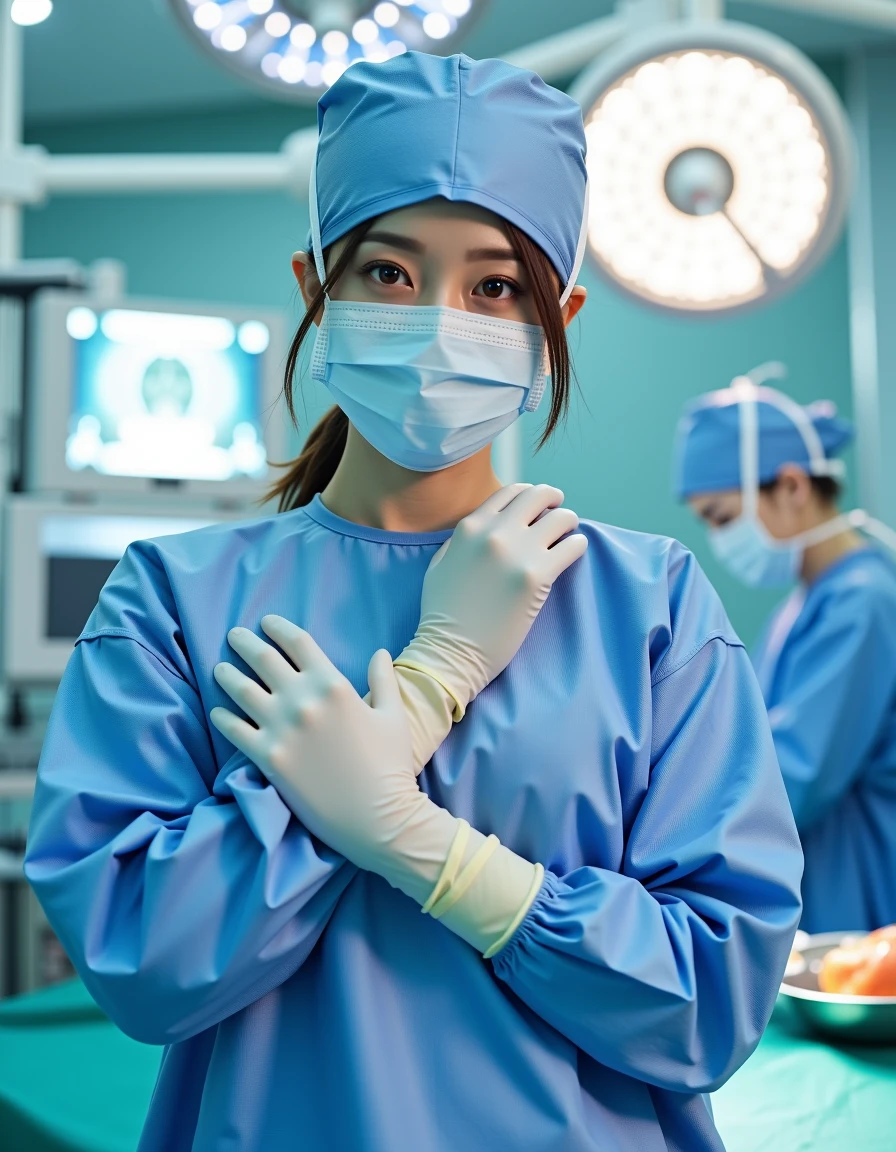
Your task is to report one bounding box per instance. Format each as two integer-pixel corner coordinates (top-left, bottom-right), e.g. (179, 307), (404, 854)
(302, 492), (454, 547)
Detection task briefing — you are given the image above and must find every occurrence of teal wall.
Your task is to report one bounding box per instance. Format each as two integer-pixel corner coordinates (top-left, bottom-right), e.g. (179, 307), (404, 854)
(23, 61), (854, 645)
(522, 235), (854, 644)
(860, 51), (896, 530)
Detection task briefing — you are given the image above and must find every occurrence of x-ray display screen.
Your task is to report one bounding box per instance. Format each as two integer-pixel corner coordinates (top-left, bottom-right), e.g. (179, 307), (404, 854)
(63, 306), (272, 482)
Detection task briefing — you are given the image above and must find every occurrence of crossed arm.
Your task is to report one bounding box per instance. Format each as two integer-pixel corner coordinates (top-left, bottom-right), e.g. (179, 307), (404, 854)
(25, 486), (801, 1093)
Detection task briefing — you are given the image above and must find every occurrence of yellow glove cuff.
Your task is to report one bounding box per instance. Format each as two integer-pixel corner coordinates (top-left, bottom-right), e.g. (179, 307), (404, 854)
(392, 656), (466, 722)
(421, 819), (470, 914)
(420, 818), (543, 958)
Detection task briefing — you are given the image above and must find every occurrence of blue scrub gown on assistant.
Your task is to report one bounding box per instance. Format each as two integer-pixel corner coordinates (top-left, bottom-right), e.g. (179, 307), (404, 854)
(25, 495), (802, 1152)
(752, 547), (896, 934)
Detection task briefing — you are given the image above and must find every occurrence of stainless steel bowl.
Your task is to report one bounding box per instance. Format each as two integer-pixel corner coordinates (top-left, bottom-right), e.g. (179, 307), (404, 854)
(778, 931), (896, 1043)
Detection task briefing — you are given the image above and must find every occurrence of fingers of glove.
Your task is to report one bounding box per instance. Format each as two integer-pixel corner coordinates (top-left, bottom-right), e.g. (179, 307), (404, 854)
(529, 506), (581, 550)
(367, 649), (402, 714)
(499, 484), (565, 527)
(448, 484), (531, 548)
(467, 483), (532, 520)
(544, 532), (589, 582)
(209, 706), (261, 759)
(260, 615), (339, 679)
(227, 627), (295, 690)
(213, 661), (272, 724)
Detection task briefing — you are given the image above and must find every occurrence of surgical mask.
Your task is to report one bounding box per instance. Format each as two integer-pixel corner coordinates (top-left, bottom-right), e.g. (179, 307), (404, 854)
(704, 378), (840, 587)
(709, 511), (862, 588)
(310, 299), (547, 472)
(305, 149), (588, 473)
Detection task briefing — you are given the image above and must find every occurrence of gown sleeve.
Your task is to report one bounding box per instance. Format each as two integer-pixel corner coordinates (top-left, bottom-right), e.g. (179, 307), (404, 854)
(24, 545), (355, 1047)
(761, 584), (896, 831)
(491, 600), (803, 1093)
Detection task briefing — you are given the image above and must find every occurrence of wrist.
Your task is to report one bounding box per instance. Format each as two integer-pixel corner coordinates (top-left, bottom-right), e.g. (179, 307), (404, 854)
(372, 795), (483, 907)
(417, 816), (544, 957)
(394, 616), (490, 719)
(392, 663), (457, 772)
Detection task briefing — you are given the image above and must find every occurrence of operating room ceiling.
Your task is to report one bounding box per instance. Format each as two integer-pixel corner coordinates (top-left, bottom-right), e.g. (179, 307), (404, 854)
(21, 0), (896, 126)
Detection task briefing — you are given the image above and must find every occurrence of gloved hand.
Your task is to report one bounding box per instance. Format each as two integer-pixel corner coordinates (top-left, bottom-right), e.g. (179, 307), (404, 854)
(394, 483), (588, 722)
(210, 617), (459, 904)
(210, 616), (543, 954)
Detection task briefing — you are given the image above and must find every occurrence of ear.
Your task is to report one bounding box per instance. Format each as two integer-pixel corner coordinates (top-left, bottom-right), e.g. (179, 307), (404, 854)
(775, 464), (813, 509)
(561, 285), (587, 328)
(292, 251), (323, 318)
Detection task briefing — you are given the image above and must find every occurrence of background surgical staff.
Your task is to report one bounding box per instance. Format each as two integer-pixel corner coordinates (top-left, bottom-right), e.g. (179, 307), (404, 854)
(22, 51), (803, 1152)
(675, 376), (896, 934)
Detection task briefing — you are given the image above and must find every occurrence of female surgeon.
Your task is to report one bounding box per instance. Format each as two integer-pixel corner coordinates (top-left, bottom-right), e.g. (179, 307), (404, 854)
(675, 370), (896, 935)
(26, 53), (802, 1152)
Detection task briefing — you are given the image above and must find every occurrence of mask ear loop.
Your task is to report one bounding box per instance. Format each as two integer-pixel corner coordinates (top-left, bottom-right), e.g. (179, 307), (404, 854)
(755, 383), (846, 482)
(735, 381), (760, 521)
(754, 384), (896, 550)
(854, 511), (896, 554)
(308, 150), (331, 384)
(559, 177), (589, 309)
(308, 149), (326, 288)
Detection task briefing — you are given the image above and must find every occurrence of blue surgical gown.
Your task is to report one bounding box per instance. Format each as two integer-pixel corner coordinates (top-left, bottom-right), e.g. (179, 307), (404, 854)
(25, 494), (802, 1152)
(752, 546), (896, 934)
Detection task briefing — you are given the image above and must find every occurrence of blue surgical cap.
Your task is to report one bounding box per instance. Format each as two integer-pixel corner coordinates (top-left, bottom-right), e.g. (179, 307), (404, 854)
(309, 52), (588, 293)
(674, 385), (854, 498)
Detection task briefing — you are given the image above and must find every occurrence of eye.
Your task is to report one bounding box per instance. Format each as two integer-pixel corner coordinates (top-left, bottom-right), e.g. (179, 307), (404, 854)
(363, 262), (411, 288)
(475, 276), (518, 301)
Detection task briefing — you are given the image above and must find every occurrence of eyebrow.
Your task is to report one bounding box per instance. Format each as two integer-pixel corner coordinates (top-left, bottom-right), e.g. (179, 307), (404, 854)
(465, 246), (521, 263)
(361, 231), (425, 253)
(359, 233), (521, 263)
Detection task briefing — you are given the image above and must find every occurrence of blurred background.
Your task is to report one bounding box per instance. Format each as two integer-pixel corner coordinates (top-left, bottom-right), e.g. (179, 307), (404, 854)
(0, 0), (894, 996)
(2, 2), (896, 1148)
(16, 0), (896, 646)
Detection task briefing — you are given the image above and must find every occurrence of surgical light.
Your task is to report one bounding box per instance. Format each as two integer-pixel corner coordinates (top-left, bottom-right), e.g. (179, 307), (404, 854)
(168, 0), (488, 102)
(569, 21), (854, 315)
(10, 0), (53, 25)
(219, 23), (248, 51)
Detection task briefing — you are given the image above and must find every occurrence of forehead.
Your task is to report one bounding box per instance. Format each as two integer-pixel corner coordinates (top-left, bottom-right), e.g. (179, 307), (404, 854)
(370, 198), (511, 240)
(689, 489), (742, 510)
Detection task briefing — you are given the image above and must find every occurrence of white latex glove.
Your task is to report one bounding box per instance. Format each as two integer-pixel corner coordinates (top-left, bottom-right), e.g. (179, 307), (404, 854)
(394, 483), (588, 721)
(210, 616), (460, 904)
(210, 616), (543, 954)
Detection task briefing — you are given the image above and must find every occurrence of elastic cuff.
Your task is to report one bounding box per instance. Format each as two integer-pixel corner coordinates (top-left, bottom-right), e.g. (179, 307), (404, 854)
(489, 869), (565, 978)
(482, 863), (545, 959)
(393, 657), (466, 721)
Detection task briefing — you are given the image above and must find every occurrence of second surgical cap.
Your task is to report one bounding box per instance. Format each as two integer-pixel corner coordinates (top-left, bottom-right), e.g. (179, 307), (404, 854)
(309, 51), (589, 297)
(674, 384), (854, 498)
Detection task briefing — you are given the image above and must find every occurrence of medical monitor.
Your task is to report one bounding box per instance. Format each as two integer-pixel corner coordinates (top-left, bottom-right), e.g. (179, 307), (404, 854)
(3, 497), (247, 683)
(27, 292), (287, 499)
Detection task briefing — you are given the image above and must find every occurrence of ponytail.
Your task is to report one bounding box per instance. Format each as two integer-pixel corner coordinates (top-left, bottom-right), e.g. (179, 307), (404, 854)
(266, 405), (348, 510)
(266, 218), (374, 512)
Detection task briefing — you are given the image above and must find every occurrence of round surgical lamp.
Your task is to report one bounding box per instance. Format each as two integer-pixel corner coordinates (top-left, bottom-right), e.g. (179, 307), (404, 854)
(168, 0), (487, 102)
(569, 21), (854, 315)
(10, 0), (53, 25)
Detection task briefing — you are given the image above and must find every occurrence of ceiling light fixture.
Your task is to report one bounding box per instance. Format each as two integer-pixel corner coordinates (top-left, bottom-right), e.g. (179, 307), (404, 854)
(169, 0), (487, 102)
(570, 20), (854, 315)
(10, 0), (53, 26)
